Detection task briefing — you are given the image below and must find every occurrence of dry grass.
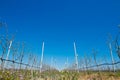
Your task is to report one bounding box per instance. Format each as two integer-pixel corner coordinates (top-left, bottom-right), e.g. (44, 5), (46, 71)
(0, 70), (120, 80)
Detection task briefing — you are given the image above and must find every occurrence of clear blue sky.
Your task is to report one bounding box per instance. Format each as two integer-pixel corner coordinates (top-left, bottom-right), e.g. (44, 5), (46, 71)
(0, 0), (120, 70)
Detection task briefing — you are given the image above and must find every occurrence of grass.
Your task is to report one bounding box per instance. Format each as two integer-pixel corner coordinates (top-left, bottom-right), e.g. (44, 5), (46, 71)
(0, 69), (120, 80)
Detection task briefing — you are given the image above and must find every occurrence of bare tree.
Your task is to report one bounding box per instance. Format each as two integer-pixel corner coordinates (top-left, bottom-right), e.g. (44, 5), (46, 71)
(11, 42), (20, 70)
(92, 49), (103, 80)
(19, 43), (25, 70)
(0, 36), (10, 70)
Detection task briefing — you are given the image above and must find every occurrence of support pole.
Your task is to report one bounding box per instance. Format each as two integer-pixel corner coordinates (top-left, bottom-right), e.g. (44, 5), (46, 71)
(40, 42), (44, 73)
(109, 43), (115, 72)
(74, 42), (78, 72)
(4, 40), (12, 68)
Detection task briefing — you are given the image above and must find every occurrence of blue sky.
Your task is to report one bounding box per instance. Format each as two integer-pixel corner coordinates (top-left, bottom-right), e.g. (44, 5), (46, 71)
(0, 0), (120, 70)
